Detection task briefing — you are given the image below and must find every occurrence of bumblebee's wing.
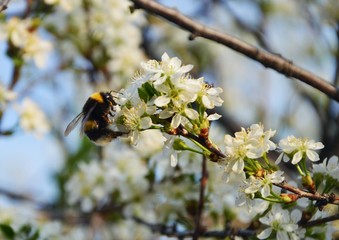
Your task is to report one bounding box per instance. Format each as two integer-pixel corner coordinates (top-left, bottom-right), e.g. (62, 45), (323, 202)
(64, 112), (85, 136)
(64, 101), (98, 136)
(79, 103), (97, 134)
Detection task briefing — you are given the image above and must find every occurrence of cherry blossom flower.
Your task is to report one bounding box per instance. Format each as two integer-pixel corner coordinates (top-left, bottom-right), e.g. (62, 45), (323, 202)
(118, 101), (153, 143)
(197, 78), (224, 109)
(278, 136), (324, 164)
(1, 18), (52, 68)
(245, 171), (285, 198)
(313, 156), (339, 181)
(257, 205), (303, 240)
(0, 84), (16, 109)
(221, 124), (277, 178)
(17, 98), (50, 136)
(236, 181), (269, 214)
(141, 52), (193, 85)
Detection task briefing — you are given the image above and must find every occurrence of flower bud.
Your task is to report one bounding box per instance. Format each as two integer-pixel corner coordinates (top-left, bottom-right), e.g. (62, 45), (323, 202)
(302, 175), (316, 193)
(280, 193), (298, 203)
(173, 138), (189, 151)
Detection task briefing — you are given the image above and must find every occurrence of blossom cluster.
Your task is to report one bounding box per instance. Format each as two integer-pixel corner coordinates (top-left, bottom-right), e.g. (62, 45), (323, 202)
(112, 52), (223, 143)
(217, 123), (339, 239)
(0, 83), (50, 135)
(0, 200), (152, 239)
(66, 141), (148, 212)
(0, 18), (52, 68)
(43, 0), (145, 87)
(257, 205), (305, 240)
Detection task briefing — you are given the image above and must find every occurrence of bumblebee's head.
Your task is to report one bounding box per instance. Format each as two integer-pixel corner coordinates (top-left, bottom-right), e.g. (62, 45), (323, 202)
(102, 91), (116, 106)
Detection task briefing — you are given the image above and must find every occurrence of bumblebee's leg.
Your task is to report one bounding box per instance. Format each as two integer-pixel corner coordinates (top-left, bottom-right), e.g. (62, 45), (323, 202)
(85, 128), (124, 145)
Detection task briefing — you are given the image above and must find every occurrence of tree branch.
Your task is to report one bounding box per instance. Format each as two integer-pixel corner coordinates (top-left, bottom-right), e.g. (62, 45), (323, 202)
(274, 182), (339, 208)
(193, 156), (208, 239)
(132, 216), (256, 238)
(130, 0), (339, 102)
(299, 213), (339, 228)
(0, 0), (10, 12)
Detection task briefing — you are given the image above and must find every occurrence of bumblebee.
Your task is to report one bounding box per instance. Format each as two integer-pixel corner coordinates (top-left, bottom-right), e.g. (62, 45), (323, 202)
(64, 91), (123, 145)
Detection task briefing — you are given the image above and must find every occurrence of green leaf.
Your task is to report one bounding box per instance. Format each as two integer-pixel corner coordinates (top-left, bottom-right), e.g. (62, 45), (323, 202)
(144, 82), (158, 98)
(138, 87), (149, 102)
(0, 224), (15, 239)
(138, 82), (158, 102)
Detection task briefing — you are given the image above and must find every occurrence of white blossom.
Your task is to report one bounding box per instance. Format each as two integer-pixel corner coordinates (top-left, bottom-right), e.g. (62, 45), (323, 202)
(258, 205), (303, 240)
(313, 156), (339, 181)
(1, 17), (52, 68)
(197, 78), (224, 109)
(44, 0), (74, 11)
(278, 136), (324, 164)
(141, 52), (193, 85)
(221, 124), (276, 178)
(17, 98), (50, 136)
(245, 171), (285, 198)
(0, 84), (16, 109)
(66, 161), (115, 212)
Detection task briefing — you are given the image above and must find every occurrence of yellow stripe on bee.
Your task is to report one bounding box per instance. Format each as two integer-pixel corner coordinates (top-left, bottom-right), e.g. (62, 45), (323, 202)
(84, 120), (98, 131)
(90, 92), (104, 103)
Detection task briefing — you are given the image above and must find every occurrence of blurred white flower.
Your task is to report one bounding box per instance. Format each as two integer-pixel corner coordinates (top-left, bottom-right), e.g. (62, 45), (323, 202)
(1, 17), (29, 47)
(0, 84), (16, 108)
(24, 34), (53, 68)
(66, 142), (149, 211)
(110, 219), (153, 239)
(17, 98), (50, 136)
(278, 136), (324, 164)
(66, 160), (115, 212)
(1, 17), (52, 68)
(43, 0), (145, 86)
(104, 142), (148, 201)
(257, 205), (303, 240)
(313, 155), (339, 181)
(44, 0), (74, 11)
(133, 129), (166, 157)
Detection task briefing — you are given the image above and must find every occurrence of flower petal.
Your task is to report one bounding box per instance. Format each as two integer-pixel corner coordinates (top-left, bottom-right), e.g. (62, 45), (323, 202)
(171, 114), (181, 129)
(291, 151), (303, 164)
(207, 113), (221, 121)
(140, 117), (152, 129)
(257, 228), (272, 239)
(184, 108), (199, 120)
(154, 95), (170, 107)
(306, 150), (319, 162)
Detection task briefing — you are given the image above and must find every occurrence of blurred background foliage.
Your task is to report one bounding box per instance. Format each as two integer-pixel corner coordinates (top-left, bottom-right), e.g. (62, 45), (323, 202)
(0, 0), (338, 239)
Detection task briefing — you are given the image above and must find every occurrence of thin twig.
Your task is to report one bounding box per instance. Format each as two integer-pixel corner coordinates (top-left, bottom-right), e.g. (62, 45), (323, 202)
(9, 64), (21, 90)
(175, 125), (226, 160)
(132, 216), (256, 238)
(300, 213), (339, 228)
(193, 156), (208, 239)
(130, 0), (339, 102)
(274, 182), (339, 206)
(0, 0), (10, 12)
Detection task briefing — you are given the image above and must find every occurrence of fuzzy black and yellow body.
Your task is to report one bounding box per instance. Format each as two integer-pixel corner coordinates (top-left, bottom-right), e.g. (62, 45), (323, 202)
(64, 91), (123, 145)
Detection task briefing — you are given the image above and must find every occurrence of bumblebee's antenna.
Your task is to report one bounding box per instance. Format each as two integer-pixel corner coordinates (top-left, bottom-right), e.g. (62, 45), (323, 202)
(109, 90), (122, 94)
